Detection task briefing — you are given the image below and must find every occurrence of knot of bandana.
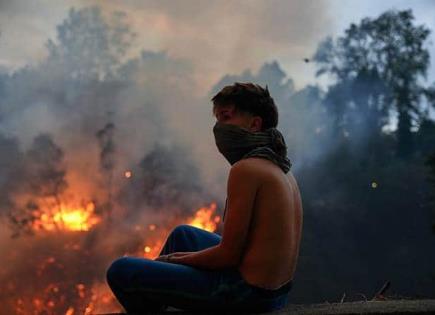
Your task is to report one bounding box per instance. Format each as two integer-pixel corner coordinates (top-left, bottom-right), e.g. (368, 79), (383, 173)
(213, 122), (292, 174)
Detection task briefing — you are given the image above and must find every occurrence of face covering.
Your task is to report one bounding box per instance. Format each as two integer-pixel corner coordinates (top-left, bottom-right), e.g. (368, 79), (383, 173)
(212, 121), (292, 174)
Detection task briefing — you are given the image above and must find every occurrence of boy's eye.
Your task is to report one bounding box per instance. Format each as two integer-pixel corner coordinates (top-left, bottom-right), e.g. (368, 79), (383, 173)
(217, 112), (230, 121)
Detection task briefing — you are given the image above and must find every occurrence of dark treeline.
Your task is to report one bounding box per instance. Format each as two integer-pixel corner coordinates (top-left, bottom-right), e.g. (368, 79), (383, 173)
(301, 9), (435, 303)
(0, 5), (434, 309)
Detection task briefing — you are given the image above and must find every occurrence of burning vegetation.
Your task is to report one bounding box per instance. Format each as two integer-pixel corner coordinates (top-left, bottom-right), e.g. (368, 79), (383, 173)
(0, 129), (222, 314)
(3, 188), (221, 314)
(31, 201), (100, 232)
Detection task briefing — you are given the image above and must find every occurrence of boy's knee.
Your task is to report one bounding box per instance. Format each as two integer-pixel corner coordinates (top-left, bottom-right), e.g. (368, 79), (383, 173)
(171, 224), (194, 237)
(106, 257), (130, 285)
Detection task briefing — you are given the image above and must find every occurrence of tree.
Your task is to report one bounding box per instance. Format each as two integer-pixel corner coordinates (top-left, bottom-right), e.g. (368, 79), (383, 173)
(314, 9), (432, 158)
(45, 6), (135, 81)
(6, 134), (67, 236)
(424, 149), (435, 234)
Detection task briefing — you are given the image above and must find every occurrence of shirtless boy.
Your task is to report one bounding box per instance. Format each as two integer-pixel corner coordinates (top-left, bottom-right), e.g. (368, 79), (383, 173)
(106, 82), (303, 313)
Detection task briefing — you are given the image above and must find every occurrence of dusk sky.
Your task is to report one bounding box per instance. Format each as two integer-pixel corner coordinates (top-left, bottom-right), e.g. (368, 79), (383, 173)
(1, 0), (434, 94)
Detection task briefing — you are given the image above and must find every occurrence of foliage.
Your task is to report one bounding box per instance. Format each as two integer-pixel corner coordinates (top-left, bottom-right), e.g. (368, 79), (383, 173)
(313, 9), (432, 158)
(45, 6), (136, 81)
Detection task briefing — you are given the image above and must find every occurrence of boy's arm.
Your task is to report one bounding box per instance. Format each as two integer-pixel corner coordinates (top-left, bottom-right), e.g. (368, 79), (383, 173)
(168, 159), (259, 270)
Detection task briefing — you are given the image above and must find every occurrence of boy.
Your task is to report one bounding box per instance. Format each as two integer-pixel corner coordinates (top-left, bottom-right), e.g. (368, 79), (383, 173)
(106, 82), (303, 313)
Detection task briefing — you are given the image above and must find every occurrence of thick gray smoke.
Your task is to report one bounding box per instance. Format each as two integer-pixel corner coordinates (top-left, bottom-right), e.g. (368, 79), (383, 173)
(0, 5), (332, 312)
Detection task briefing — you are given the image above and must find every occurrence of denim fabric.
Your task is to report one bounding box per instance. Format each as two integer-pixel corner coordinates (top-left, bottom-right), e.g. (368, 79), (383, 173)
(106, 224), (292, 313)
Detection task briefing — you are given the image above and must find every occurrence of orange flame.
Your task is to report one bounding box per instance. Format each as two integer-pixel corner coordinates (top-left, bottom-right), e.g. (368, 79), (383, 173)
(139, 202), (221, 259)
(188, 202), (220, 232)
(32, 201), (101, 232)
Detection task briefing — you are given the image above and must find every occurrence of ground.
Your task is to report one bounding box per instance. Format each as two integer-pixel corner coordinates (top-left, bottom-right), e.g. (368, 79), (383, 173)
(97, 299), (435, 315)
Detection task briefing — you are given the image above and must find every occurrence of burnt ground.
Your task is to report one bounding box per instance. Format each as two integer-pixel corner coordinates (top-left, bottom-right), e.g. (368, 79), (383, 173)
(97, 299), (435, 315)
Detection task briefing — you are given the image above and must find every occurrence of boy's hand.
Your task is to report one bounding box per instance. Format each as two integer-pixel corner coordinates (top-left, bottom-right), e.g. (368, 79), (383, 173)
(155, 254), (171, 262)
(155, 252), (192, 263)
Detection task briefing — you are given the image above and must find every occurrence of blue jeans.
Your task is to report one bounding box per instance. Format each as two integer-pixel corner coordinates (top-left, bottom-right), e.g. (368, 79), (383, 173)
(106, 224), (293, 313)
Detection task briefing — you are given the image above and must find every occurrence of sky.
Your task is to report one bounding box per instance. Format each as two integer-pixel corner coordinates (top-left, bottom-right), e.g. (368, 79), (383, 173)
(0, 0), (434, 95)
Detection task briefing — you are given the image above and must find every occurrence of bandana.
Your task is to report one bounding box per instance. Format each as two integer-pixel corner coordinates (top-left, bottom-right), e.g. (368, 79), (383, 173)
(213, 121), (292, 173)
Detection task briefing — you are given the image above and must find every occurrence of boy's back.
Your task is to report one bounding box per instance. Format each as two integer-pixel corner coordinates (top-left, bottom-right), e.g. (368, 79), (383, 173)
(236, 157), (303, 290)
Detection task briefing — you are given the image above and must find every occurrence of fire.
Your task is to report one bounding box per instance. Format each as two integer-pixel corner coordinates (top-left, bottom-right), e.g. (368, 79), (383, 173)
(139, 202), (221, 260)
(188, 202), (220, 232)
(141, 239), (164, 259)
(18, 281), (119, 315)
(32, 201), (101, 232)
(8, 201), (221, 313)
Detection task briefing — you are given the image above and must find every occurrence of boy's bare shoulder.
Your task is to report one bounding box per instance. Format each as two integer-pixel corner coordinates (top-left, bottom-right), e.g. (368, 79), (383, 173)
(232, 157), (272, 169)
(232, 157), (283, 177)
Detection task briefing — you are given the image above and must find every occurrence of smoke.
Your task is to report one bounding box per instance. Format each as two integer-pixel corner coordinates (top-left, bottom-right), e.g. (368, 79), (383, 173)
(0, 5), (231, 214)
(87, 0), (334, 92)
(0, 0), (338, 200)
(208, 60), (335, 173)
(0, 5), (228, 313)
(0, 0), (334, 90)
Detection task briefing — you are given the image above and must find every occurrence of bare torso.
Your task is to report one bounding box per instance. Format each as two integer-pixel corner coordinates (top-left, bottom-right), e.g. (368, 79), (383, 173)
(236, 158), (303, 290)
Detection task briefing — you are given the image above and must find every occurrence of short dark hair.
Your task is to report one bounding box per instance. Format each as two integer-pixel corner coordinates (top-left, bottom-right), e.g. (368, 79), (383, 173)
(211, 82), (278, 130)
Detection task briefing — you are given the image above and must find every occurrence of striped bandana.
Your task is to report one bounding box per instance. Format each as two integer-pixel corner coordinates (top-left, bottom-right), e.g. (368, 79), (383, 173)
(213, 121), (292, 174)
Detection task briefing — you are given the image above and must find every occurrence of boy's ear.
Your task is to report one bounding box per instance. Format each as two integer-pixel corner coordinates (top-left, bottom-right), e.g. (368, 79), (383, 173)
(250, 116), (263, 132)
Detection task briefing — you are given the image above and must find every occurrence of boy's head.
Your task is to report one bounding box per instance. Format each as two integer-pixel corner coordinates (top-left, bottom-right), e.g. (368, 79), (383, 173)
(211, 82), (278, 132)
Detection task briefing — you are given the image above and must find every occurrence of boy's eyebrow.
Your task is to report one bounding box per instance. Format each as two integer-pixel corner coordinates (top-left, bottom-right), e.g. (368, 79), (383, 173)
(221, 107), (234, 114)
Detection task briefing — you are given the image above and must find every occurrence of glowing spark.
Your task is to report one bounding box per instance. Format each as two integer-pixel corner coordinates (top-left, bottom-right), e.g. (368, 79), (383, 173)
(144, 246), (151, 253)
(124, 170), (132, 178)
(47, 257), (56, 263)
(149, 224), (156, 231)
